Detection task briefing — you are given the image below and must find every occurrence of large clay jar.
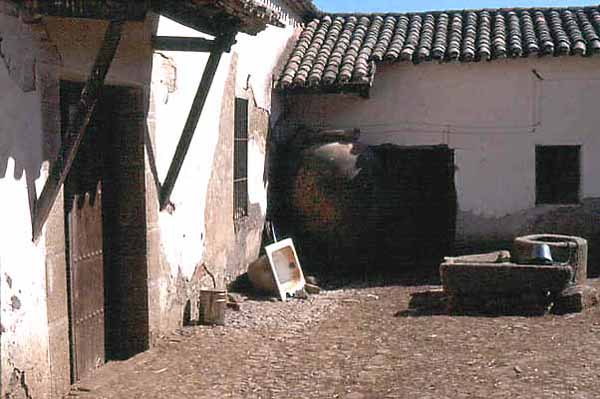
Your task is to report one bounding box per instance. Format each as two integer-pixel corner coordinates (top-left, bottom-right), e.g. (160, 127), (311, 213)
(287, 141), (382, 272)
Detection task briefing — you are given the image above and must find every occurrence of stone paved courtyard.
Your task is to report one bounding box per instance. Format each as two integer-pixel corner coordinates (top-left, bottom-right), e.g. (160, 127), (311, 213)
(67, 277), (600, 399)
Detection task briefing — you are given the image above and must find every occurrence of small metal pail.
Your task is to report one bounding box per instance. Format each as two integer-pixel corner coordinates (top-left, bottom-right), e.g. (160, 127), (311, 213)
(529, 243), (553, 265)
(198, 289), (227, 326)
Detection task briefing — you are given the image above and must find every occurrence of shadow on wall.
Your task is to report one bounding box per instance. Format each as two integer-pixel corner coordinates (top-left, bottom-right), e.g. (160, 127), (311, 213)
(1, 10), (65, 222)
(268, 133), (457, 279)
(267, 135), (380, 275)
(0, 62), (49, 223)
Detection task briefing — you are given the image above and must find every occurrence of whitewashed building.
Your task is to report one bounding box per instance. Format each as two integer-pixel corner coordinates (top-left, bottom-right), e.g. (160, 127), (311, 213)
(0, 0), (315, 397)
(277, 7), (600, 270)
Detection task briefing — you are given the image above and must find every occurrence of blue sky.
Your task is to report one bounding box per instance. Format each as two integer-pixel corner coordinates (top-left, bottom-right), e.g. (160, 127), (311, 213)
(314, 0), (599, 13)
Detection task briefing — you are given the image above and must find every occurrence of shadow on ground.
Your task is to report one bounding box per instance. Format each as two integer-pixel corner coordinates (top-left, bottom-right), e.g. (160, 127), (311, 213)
(229, 261), (442, 296)
(395, 289), (554, 318)
(318, 264), (442, 290)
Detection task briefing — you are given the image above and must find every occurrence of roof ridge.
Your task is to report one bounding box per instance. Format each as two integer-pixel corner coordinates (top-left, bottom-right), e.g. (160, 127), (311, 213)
(315, 4), (600, 18)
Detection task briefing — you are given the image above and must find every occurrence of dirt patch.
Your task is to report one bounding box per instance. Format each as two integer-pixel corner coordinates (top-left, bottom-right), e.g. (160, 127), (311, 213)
(68, 280), (600, 399)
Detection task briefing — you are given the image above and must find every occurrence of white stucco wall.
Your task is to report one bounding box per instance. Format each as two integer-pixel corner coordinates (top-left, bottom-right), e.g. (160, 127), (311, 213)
(150, 16), (298, 279)
(0, 58), (52, 399)
(44, 17), (155, 88)
(284, 56), (600, 241)
(1, 6), (300, 392)
(1, 15), (155, 397)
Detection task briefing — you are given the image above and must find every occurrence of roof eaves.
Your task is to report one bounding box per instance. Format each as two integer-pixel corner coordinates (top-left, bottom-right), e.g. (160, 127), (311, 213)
(279, 81), (372, 97)
(280, 0), (319, 20)
(154, 0), (285, 36)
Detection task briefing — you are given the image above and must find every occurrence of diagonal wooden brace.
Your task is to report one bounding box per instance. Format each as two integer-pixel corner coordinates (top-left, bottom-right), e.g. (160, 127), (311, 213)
(32, 20), (125, 241)
(159, 32), (236, 210)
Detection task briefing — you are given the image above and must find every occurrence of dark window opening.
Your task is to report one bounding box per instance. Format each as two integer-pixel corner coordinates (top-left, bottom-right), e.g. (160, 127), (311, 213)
(234, 98), (249, 219)
(536, 145), (581, 205)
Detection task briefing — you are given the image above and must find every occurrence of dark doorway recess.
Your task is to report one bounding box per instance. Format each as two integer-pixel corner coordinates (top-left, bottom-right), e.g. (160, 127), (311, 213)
(536, 145), (581, 205)
(372, 144), (457, 268)
(62, 81), (148, 383)
(274, 141), (456, 279)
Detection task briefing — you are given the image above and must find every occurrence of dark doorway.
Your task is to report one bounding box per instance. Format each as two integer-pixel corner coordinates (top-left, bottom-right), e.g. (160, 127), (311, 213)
(62, 81), (148, 383)
(372, 144), (457, 267)
(536, 145), (581, 205)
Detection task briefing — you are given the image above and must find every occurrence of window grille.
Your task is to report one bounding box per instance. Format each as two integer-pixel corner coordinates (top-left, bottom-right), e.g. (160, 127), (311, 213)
(234, 98), (249, 219)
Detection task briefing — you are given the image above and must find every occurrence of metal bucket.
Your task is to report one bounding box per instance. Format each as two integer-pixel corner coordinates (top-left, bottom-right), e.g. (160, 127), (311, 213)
(528, 243), (553, 265)
(198, 289), (227, 326)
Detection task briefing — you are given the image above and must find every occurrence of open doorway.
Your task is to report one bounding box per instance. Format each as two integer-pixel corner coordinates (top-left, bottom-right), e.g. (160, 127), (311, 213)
(372, 144), (457, 267)
(61, 81), (149, 382)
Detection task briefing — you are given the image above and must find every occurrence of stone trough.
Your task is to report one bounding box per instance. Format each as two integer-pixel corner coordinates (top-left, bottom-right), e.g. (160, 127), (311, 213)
(440, 235), (599, 315)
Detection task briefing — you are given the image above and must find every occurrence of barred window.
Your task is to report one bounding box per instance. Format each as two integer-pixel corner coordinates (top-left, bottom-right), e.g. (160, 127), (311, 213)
(234, 98), (249, 219)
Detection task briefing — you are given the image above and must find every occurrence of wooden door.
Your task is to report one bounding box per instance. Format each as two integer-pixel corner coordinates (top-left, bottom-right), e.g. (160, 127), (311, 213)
(65, 103), (106, 382)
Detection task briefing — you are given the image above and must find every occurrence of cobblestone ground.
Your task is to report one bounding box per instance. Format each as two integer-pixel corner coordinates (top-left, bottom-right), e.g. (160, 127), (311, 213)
(67, 279), (600, 399)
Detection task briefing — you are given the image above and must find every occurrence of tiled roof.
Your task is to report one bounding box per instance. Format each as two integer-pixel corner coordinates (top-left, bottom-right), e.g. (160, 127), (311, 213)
(278, 6), (600, 90)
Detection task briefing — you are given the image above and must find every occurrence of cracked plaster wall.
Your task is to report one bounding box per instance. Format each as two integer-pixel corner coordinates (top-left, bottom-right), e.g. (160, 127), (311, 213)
(0, 8), (56, 396)
(146, 13), (299, 337)
(1, 2), (300, 393)
(0, 53), (52, 399)
(1, 9), (155, 398)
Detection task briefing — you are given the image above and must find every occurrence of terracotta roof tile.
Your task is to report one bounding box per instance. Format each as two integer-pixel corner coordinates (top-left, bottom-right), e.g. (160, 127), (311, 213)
(432, 13), (449, 60)
(278, 5), (600, 90)
(463, 11), (478, 61)
(385, 15), (409, 61)
(521, 11), (539, 55)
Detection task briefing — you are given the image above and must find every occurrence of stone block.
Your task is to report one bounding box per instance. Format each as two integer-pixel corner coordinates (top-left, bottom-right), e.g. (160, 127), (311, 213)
(146, 229), (162, 283)
(514, 234), (588, 285)
(441, 261), (573, 296)
(44, 190), (65, 255)
(305, 283), (321, 295)
(444, 250), (511, 264)
(47, 317), (70, 398)
(553, 285), (600, 314)
(45, 252), (68, 324)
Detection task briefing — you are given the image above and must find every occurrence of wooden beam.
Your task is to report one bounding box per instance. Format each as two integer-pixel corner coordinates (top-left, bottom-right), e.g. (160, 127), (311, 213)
(154, 5), (222, 37)
(24, 1), (148, 21)
(152, 36), (214, 52)
(32, 20), (124, 241)
(159, 33), (236, 210)
(152, 1), (239, 38)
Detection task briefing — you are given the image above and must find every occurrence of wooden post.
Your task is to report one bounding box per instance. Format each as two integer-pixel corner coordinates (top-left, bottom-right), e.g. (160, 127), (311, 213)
(159, 32), (236, 209)
(32, 20), (124, 241)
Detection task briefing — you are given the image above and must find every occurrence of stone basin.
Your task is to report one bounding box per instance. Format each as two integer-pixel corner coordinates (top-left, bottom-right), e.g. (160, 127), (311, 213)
(440, 251), (574, 296)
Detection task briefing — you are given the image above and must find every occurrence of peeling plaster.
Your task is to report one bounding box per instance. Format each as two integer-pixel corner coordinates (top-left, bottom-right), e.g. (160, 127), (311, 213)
(10, 295), (21, 311)
(5, 368), (33, 399)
